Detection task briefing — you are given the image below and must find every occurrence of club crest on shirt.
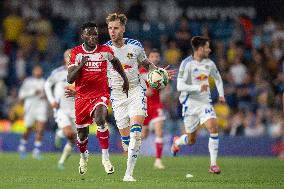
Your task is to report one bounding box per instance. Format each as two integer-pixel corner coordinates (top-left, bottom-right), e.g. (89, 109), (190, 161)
(127, 53), (133, 59)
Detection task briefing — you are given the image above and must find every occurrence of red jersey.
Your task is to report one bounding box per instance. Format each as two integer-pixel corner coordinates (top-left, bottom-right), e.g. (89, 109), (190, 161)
(69, 44), (114, 99)
(139, 67), (162, 107)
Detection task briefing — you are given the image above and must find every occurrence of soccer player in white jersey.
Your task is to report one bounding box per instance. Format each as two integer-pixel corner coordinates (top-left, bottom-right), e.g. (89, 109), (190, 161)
(44, 49), (77, 169)
(171, 36), (225, 174)
(105, 13), (175, 181)
(18, 65), (48, 160)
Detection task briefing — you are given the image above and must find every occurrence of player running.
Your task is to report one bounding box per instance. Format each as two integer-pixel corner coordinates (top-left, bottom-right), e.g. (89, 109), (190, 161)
(171, 36), (225, 174)
(105, 13), (176, 181)
(44, 49), (77, 169)
(139, 49), (166, 169)
(67, 22), (128, 176)
(18, 65), (48, 160)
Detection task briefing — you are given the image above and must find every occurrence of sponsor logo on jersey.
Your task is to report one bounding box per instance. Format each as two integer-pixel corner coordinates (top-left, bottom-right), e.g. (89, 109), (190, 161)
(195, 74), (208, 81)
(193, 68), (199, 73)
(85, 61), (103, 71)
(122, 64), (133, 70)
(127, 53), (133, 59)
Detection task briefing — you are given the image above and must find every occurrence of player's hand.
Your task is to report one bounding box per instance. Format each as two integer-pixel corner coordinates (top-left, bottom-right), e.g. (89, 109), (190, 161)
(80, 56), (89, 66)
(122, 79), (129, 97)
(65, 88), (76, 98)
(163, 65), (177, 80)
(218, 96), (226, 104)
(200, 84), (209, 92)
(51, 102), (59, 109)
(146, 88), (153, 96)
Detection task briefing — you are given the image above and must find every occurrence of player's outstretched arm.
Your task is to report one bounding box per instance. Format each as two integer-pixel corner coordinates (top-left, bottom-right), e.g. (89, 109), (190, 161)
(110, 57), (129, 96)
(67, 56), (89, 84)
(140, 59), (157, 71)
(140, 59), (176, 80)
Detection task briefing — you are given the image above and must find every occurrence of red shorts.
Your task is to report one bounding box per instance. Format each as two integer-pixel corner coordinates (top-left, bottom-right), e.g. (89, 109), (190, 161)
(144, 105), (166, 126)
(75, 96), (109, 127)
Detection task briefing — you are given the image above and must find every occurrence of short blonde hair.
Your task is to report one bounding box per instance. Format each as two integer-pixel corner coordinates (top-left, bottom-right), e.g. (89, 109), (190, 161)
(106, 13), (127, 25)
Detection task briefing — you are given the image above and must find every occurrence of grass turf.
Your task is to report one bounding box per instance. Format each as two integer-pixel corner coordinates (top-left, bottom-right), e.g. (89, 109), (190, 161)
(0, 153), (283, 189)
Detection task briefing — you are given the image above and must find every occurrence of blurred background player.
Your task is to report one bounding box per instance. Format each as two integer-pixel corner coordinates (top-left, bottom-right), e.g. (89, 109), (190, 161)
(44, 49), (77, 169)
(67, 22), (128, 176)
(18, 65), (47, 160)
(105, 13), (175, 181)
(139, 49), (166, 169)
(172, 36), (225, 174)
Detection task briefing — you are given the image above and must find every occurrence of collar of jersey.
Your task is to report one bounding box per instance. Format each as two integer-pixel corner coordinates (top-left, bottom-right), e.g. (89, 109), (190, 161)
(81, 44), (97, 53)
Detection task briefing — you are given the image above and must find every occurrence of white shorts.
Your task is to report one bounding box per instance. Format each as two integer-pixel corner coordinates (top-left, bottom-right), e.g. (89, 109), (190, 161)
(111, 86), (147, 129)
(182, 100), (216, 134)
(24, 106), (48, 128)
(55, 109), (76, 130)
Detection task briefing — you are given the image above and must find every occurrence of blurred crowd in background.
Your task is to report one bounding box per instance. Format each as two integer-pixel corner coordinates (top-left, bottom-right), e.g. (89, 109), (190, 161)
(0, 0), (283, 140)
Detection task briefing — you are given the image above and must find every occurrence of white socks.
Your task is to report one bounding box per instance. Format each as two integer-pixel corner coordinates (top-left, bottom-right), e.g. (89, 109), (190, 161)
(58, 142), (73, 164)
(102, 148), (109, 160)
(18, 139), (27, 152)
(125, 124), (142, 177)
(175, 134), (188, 146)
(208, 133), (219, 166)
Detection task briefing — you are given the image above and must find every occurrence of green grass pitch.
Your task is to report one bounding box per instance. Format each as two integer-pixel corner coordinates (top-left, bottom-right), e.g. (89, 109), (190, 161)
(0, 153), (283, 189)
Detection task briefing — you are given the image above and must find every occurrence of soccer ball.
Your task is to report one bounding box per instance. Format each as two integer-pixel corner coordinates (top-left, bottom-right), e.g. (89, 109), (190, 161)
(147, 68), (169, 90)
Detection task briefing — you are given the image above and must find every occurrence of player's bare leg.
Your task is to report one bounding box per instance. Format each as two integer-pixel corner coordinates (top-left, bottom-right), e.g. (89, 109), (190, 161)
(18, 127), (33, 159)
(93, 105), (114, 174)
(204, 118), (221, 174)
(171, 130), (197, 156)
(154, 120), (165, 169)
(33, 121), (45, 160)
(120, 124), (130, 157)
(54, 128), (64, 149)
(77, 127), (89, 175)
(57, 126), (76, 169)
(123, 115), (144, 182)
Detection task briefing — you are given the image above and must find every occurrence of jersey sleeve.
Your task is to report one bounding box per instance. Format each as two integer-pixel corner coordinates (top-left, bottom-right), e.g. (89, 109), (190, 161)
(19, 79), (36, 99)
(68, 48), (80, 69)
(105, 46), (114, 61)
(137, 47), (147, 62)
(210, 62), (224, 97)
(177, 59), (200, 93)
(44, 72), (57, 104)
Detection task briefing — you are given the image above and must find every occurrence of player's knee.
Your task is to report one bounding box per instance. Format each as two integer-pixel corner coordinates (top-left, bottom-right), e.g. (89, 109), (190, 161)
(66, 132), (76, 142)
(208, 125), (218, 134)
(188, 137), (196, 145)
(77, 131), (88, 141)
(94, 116), (105, 127)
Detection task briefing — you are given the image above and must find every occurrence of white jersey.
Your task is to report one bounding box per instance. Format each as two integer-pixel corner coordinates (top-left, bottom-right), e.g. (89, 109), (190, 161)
(44, 66), (75, 117)
(19, 77), (47, 112)
(105, 38), (147, 94)
(177, 56), (224, 104)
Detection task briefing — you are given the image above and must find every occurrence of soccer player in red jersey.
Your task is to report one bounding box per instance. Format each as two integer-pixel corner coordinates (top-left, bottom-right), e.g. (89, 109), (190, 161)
(67, 22), (129, 176)
(139, 49), (166, 169)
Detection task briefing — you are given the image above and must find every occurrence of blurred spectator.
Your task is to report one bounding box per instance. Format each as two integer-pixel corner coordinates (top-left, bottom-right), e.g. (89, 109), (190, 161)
(0, 79), (8, 118)
(2, 8), (24, 53)
(229, 56), (247, 85)
(244, 110), (265, 137)
(127, 0), (145, 22)
(15, 49), (26, 81)
(214, 101), (231, 134)
(164, 40), (181, 66)
(0, 46), (9, 79)
(174, 17), (191, 57)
